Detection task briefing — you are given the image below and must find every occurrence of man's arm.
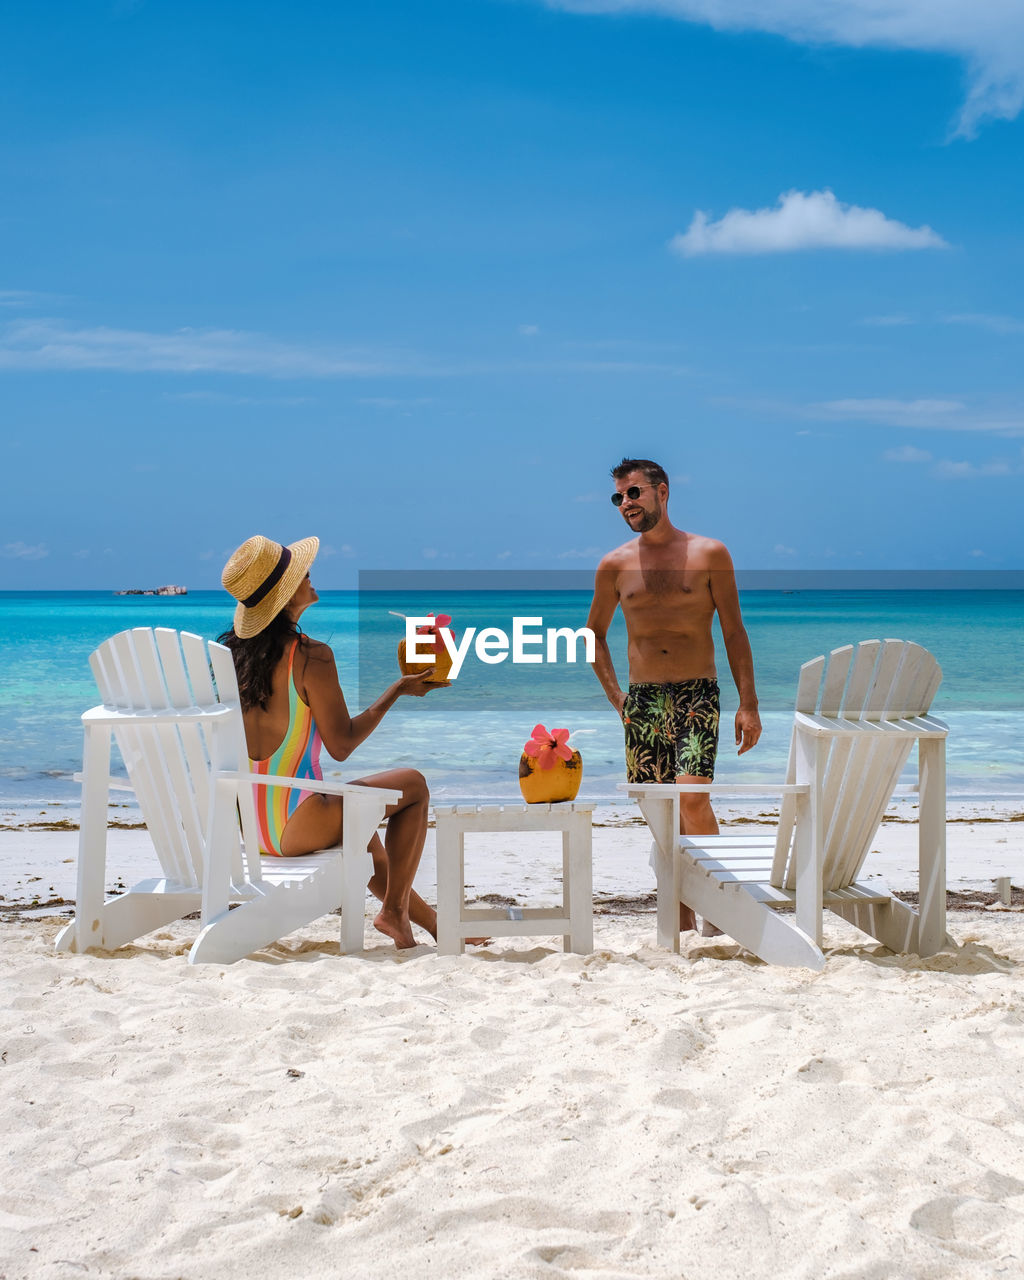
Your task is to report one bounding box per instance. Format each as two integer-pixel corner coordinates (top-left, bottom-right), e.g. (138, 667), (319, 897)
(586, 559), (627, 716)
(707, 545), (762, 755)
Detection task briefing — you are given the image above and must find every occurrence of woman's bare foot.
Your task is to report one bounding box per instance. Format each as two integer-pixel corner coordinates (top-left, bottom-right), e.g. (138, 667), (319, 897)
(373, 907), (417, 949)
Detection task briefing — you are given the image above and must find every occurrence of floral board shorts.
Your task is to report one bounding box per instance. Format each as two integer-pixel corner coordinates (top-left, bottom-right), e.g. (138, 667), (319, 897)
(623, 678), (720, 783)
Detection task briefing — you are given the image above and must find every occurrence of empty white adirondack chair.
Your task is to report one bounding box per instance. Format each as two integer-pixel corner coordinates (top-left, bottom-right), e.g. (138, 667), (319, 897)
(55, 627), (400, 964)
(625, 639), (949, 970)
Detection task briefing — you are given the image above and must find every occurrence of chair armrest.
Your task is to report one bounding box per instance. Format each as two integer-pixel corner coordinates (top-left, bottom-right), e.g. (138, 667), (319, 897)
(82, 704), (235, 726)
(619, 782), (810, 797)
(794, 712), (948, 739)
(216, 771), (403, 807)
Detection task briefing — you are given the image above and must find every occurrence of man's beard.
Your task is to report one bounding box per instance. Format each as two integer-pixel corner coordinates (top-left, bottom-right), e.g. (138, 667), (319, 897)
(628, 501), (661, 533)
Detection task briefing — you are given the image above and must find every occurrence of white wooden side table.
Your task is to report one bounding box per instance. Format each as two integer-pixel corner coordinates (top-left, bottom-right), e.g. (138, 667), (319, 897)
(433, 802), (595, 956)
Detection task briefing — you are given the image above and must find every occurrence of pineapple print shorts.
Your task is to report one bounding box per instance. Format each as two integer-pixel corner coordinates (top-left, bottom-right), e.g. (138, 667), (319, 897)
(623, 678), (720, 783)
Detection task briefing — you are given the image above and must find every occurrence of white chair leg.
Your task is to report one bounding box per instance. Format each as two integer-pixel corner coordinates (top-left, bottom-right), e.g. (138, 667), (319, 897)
(566, 815), (593, 954)
(436, 821), (463, 956)
(917, 737), (947, 956)
(60, 724), (113, 953)
(339, 848), (369, 954)
(653, 840), (680, 953)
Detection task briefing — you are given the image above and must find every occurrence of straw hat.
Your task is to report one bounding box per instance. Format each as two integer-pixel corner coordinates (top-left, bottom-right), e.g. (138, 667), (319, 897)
(221, 534), (320, 638)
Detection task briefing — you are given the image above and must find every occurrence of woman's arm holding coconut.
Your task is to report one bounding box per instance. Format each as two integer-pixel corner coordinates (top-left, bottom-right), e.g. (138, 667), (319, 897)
(299, 641), (443, 762)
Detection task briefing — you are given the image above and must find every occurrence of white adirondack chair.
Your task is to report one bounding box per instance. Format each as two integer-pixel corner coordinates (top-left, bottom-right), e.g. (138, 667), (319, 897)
(55, 627), (401, 964)
(625, 639), (949, 970)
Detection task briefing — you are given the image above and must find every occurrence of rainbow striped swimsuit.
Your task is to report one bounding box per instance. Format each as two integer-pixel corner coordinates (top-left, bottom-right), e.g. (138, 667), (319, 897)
(250, 638), (324, 856)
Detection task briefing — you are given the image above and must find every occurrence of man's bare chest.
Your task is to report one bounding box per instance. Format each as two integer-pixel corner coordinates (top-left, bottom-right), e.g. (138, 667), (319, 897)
(618, 565), (712, 605)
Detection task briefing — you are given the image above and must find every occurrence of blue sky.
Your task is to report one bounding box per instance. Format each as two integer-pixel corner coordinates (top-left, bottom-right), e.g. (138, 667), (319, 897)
(2, 0), (1023, 588)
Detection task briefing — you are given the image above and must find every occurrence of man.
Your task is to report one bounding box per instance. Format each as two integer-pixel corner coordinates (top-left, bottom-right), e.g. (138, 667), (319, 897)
(586, 458), (761, 934)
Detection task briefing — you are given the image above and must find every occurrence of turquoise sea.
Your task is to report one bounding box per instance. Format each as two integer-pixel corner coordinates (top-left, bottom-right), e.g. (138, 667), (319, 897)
(1, 588), (1022, 815)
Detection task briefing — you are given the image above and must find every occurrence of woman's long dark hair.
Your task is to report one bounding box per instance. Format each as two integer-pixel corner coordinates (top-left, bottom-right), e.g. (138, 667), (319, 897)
(218, 612), (305, 712)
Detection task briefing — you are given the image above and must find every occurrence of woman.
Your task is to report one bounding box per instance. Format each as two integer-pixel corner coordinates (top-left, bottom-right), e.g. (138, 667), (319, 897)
(219, 533), (442, 950)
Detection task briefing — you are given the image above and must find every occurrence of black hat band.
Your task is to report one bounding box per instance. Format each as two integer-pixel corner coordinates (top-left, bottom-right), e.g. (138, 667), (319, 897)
(241, 545), (292, 608)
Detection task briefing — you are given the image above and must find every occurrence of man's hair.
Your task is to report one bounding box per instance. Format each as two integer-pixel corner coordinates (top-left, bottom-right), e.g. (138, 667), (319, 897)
(611, 458), (669, 493)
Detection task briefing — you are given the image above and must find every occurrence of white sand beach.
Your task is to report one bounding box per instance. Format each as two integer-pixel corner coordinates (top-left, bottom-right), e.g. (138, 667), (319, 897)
(2, 810), (1024, 1278)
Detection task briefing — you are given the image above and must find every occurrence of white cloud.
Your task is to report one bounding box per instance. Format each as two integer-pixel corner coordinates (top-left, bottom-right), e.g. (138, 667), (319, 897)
(933, 458), (1013, 478)
(671, 190), (948, 257)
(0, 320), (429, 379)
(862, 314), (916, 326)
(357, 397), (435, 408)
(519, 324), (540, 336)
(557, 547), (604, 559)
(720, 391), (1024, 436)
(885, 443), (1019, 476)
(884, 445), (932, 462)
(2, 541), (49, 560)
(548, 359), (693, 374)
(943, 312), (1024, 335)
(0, 289), (65, 308)
(816, 397), (965, 418)
(422, 548), (439, 560)
(774, 544), (797, 556)
(167, 390), (315, 405)
(545, 1), (1024, 135)
(0, 319), (699, 381)
(812, 397), (1024, 436)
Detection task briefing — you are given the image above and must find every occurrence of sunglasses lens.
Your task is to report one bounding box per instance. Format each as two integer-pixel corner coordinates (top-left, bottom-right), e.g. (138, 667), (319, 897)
(612, 485), (646, 505)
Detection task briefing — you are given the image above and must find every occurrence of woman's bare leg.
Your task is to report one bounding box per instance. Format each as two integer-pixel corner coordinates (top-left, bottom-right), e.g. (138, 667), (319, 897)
(348, 768), (429, 949)
(368, 836), (437, 939)
(278, 768), (431, 949)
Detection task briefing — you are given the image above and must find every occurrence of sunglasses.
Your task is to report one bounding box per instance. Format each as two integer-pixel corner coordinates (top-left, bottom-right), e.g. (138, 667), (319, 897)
(611, 483), (658, 507)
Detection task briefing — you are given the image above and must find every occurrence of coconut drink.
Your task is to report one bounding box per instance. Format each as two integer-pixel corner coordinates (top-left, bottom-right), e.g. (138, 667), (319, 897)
(519, 724), (583, 804)
(397, 612), (454, 683)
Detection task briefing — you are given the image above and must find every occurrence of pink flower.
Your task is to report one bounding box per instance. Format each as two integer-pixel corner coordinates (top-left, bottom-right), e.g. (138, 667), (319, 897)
(523, 724), (573, 771)
(415, 612), (452, 654)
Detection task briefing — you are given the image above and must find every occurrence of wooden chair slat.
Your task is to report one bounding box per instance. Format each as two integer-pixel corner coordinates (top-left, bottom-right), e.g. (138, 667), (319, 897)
(128, 628), (208, 884)
(864, 639), (906, 720)
(208, 642), (260, 887)
(794, 655), (825, 714)
(919, 663), (943, 716)
(181, 631), (216, 705)
(772, 654), (826, 879)
(884, 642), (927, 720)
(89, 648), (117, 707)
(841, 639), (881, 718)
(818, 645), (853, 717)
(154, 628), (194, 708)
(110, 631), (148, 709)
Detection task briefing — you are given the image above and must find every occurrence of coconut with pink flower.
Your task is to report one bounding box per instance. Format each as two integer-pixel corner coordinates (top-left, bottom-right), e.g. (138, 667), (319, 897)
(518, 723), (583, 803)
